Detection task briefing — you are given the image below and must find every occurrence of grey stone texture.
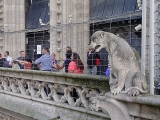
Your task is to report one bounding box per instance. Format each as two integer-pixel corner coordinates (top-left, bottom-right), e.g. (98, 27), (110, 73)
(90, 31), (147, 96)
(0, 68), (110, 120)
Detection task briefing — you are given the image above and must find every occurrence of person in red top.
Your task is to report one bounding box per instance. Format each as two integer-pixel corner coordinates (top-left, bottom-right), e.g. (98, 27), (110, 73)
(15, 57), (32, 70)
(68, 52), (84, 74)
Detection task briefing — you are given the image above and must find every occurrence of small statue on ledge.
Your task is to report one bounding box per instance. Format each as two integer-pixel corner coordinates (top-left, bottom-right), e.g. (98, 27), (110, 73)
(90, 31), (148, 96)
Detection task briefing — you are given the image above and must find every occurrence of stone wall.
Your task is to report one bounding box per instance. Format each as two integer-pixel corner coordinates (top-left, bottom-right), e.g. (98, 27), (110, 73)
(50, 0), (90, 72)
(2, 0), (25, 58)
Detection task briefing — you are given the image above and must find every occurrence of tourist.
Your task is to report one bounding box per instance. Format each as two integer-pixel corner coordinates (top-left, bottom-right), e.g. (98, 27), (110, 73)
(0, 53), (6, 67)
(33, 48), (42, 70)
(87, 46), (97, 75)
(51, 53), (58, 72)
(15, 57), (32, 70)
(66, 46), (72, 52)
(106, 55), (110, 76)
(97, 48), (108, 75)
(16, 51), (26, 69)
(34, 47), (52, 71)
(60, 46), (72, 61)
(53, 50), (72, 73)
(4, 51), (13, 68)
(68, 52), (84, 74)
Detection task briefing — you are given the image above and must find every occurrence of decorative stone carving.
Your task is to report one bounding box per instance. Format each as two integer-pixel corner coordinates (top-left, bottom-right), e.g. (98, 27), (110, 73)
(17, 79), (27, 95)
(0, 74), (104, 111)
(1, 77), (9, 90)
(137, 0), (142, 10)
(91, 31), (148, 96)
(8, 78), (19, 93)
(64, 86), (82, 106)
(26, 80), (36, 97)
(48, 84), (62, 102)
(89, 96), (132, 120)
(35, 82), (49, 100)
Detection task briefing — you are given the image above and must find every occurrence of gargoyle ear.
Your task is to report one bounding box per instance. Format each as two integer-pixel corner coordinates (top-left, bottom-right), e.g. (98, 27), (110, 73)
(101, 32), (105, 38)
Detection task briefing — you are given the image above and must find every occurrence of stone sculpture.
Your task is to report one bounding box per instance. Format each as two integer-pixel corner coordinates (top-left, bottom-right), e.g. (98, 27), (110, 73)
(90, 31), (148, 96)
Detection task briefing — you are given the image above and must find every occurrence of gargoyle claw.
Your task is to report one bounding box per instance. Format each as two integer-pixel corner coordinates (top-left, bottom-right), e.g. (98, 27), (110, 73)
(111, 87), (121, 95)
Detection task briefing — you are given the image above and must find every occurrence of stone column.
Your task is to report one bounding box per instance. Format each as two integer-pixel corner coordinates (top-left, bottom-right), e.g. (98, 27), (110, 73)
(49, 0), (90, 73)
(3, 0), (25, 59)
(0, 0), (4, 54)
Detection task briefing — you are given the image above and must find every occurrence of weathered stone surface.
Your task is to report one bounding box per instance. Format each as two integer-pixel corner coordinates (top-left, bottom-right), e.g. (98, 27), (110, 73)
(89, 93), (160, 120)
(0, 68), (110, 90)
(0, 68), (110, 120)
(90, 31), (147, 96)
(0, 93), (109, 120)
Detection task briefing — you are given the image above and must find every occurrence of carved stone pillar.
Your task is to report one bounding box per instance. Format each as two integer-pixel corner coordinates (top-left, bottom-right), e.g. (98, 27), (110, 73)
(50, 0), (90, 72)
(3, 0), (25, 58)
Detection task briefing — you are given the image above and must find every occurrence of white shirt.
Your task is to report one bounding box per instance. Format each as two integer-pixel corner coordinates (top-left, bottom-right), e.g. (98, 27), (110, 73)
(6, 56), (13, 62)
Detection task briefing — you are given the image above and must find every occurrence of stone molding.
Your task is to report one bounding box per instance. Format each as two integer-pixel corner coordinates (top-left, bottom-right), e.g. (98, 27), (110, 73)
(89, 93), (160, 120)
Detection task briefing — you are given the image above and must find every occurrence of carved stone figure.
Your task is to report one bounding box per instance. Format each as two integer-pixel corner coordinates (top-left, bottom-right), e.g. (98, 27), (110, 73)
(90, 31), (148, 96)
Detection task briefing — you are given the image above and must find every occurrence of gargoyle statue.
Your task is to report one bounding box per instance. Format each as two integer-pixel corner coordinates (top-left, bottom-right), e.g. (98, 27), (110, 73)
(90, 31), (148, 96)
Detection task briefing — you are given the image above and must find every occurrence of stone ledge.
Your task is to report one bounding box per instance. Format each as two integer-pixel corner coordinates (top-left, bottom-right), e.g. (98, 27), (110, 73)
(105, 92), (160, 106)
(103, 93), (160, 120)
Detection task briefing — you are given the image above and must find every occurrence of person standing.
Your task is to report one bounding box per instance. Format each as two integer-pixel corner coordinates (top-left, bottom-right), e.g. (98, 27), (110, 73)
(34, 47), (52, 71)
(68, 52), (84, 74)
(51, 53), (58, 72)
(66, 46), (72, 52)
(54, 50), (72, 73)
(87, 46), (97, 75)
(4, 51), (13, 68)
(15, 57), (32, 70)
(60, 46), (72, 61)
(33, 48), (42, 70)
(17, 51), (26, 69)
(0, 53), (6, 67)
(97, 48), (108, 75)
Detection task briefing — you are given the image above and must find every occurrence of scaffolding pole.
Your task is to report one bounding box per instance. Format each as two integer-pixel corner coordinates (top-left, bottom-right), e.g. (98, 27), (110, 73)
(141, 0), (147, 75)
(149, 0), (155, 94)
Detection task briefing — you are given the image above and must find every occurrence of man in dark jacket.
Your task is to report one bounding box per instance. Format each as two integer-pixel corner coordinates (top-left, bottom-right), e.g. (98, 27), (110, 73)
(87, 46), (97, 75)
(97, 48), (108, 76)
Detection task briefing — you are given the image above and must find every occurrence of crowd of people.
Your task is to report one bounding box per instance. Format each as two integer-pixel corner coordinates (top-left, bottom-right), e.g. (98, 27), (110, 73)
(0, 46), (110, 76)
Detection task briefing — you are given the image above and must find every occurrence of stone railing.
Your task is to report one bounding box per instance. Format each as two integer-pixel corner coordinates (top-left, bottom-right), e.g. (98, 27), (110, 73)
(0, 68), (160, 120)
(0, 68), (110, 120)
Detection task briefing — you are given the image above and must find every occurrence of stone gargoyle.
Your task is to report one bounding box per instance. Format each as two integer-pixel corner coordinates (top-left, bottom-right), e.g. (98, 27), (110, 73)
(90, 31), (148, 96)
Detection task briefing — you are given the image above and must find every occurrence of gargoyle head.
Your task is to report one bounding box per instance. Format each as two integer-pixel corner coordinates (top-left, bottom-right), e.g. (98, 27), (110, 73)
(90, 31), (106, 52)
(89, 97), (101, 111)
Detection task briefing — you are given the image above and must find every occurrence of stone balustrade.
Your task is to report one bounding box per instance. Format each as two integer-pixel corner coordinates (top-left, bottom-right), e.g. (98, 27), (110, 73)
(0, 68), (160, 120)
(0, 68), (110, 120)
